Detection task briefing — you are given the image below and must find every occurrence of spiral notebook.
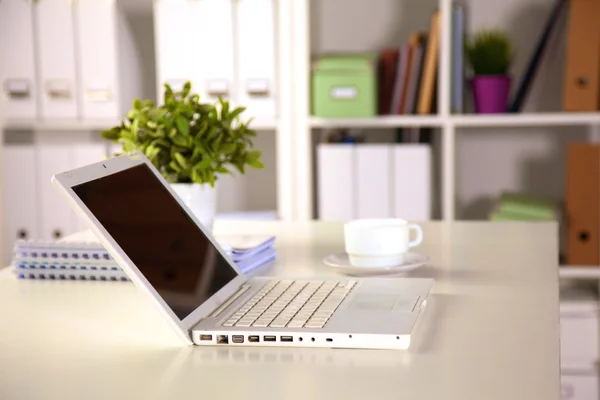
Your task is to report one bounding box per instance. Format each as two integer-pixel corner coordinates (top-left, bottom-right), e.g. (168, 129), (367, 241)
(12, 236), (276, 281)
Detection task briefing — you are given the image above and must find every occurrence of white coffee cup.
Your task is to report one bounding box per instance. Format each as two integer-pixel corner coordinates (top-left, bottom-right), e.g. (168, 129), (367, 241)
(344, 218), (424, 267)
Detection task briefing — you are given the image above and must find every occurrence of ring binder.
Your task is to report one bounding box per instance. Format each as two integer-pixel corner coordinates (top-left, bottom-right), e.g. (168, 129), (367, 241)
(11, 236), (277, 281)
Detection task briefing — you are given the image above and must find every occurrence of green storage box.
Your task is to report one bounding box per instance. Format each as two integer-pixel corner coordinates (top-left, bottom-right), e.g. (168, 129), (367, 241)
(311, 53), (378, 118)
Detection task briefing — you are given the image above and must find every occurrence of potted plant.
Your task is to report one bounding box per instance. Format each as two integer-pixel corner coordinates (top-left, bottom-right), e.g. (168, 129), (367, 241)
(465, 29), (514, 114)
(100, 81), (264, 231)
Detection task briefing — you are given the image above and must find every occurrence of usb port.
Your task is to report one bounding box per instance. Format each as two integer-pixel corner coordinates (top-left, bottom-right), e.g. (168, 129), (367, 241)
(232, 335), (244, 343)
(199, 334), (212, 341)
(263, 335), (276, 342)
(280, 336), (293, 342)
(248, 335), (260, 343)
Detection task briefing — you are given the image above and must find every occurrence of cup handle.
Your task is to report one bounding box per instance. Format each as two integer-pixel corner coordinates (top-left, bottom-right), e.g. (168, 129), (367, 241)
(408, 224), (423, 248)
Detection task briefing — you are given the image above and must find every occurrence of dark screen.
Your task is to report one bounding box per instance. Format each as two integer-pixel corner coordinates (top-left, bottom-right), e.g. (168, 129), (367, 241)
(72, 163), (239, 320)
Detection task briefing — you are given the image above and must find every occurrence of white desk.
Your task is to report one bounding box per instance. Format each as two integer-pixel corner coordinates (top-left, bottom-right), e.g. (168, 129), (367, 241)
(0, 221), (560, 400)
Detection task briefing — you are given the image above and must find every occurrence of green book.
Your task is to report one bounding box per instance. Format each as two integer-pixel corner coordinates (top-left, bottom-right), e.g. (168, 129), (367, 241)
(489, 209), (554, 222)
(497, 192), (558, 220)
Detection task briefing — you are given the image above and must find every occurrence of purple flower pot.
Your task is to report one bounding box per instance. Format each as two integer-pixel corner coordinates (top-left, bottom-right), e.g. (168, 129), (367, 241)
(471, 75), (511, 114)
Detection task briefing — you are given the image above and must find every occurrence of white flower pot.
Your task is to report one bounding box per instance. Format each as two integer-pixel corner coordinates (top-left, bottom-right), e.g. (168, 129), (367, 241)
(170, 183), (217, 232)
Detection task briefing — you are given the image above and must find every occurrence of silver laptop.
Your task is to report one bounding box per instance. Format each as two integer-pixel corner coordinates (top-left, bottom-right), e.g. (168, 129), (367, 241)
(51, 151), (434, 350)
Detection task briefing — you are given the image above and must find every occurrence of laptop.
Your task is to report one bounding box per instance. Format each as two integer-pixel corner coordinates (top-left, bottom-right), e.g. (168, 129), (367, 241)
(51, 151), (434, 350)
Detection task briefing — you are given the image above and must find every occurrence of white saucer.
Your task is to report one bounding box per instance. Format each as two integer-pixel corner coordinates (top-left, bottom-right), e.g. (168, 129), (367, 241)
(322, 252), (429, 276)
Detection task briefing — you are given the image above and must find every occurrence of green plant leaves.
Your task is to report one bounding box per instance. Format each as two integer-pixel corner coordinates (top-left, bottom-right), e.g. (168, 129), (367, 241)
(118, 137), (136, 152)
(174, 152), (189, 169)
(98, 80), (263, 186)
(465, 29), (514, 75)
(175, 115), (190, 136)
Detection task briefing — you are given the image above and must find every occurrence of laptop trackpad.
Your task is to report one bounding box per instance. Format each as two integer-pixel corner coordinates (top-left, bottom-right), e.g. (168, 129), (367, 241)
(348, 294), (419, 312)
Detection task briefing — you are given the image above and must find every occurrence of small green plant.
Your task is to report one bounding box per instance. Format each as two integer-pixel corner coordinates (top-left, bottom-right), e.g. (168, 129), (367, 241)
(100, 81), (264, 187)
(465, 30), (514, 75)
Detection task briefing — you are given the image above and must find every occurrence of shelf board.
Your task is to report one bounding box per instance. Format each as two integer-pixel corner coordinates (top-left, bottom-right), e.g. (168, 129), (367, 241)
(559, 266), (600, 279)
(3, 119), (120, 132)
(452, 112), (600, 128)
(309, 115), (443, 129)
(248, 117), (278, 131)
(3, 117), (279, 132)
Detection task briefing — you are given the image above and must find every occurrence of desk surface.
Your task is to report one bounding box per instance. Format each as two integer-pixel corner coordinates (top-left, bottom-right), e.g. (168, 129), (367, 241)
(0, 221), (560, 400)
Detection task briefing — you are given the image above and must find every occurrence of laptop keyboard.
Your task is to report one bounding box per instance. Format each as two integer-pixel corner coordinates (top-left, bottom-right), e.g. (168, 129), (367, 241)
(222, 279), (356, 329)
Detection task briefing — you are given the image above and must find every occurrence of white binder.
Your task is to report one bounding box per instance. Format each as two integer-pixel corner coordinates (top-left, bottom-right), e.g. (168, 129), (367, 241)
(35, 0), (78, 119)
(2, 145), (39, 265)
(36, 143), (76, 240)
(356, 145), (392, 218)
(153, 0), (195, 99)
(75, 0), (119, 120)
(317, 144), (355, 221)
(193, 0), (235, 103)
(0, 1), (38, 120)
(71, 143), (111, 230)
(392, 144), (432, 221)
(235, 0), (277, 117)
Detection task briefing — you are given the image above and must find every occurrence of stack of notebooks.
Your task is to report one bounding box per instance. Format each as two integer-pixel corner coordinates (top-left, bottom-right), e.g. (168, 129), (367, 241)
(12, 236), (276, 281)
(488, 192), (560, 221)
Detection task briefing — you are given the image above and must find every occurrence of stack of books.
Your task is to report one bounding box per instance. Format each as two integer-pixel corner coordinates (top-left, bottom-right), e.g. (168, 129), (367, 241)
(12, 236), (276, 281)
(488, 192), (560, 221)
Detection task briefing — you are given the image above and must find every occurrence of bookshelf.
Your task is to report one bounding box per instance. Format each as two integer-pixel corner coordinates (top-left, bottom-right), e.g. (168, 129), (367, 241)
(289, 0), (600, 225)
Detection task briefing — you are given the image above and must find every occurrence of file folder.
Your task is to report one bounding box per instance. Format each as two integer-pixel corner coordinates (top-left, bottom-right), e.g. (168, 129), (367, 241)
(0, 0), (38, 120)
(563, 0), (600, 111)
(317, 144), (355, 221)
(356, 145), (392, 218)
(235, 0), (277, 117)
(392, 144), (432, 220)
(75, 0), (120, 120)
(193, 0), (235, 103)
(34, 0), (79, 119)
(2, 145), (39, 266)
(566, 143), (600, 265)
(153, 0), (195, 101)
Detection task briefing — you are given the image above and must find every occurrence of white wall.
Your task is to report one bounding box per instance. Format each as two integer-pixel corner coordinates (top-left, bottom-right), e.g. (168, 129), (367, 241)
(310, 0), (584, 220)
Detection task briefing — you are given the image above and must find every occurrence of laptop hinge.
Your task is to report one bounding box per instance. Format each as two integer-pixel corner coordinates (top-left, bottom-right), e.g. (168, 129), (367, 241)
(209, 285), (250, 318)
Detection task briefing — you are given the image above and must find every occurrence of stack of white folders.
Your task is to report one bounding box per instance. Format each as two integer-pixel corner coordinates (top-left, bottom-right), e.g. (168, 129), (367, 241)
(12, 236), (276, 281)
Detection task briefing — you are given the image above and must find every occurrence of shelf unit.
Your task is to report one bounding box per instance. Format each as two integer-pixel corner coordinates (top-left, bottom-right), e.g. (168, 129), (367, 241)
(289, 0), (600, 222)
(287, 0), (600, 288)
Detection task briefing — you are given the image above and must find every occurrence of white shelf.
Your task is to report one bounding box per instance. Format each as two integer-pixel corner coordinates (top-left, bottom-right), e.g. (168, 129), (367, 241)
(3, 117), (279, 132)
(560, 266), (600, 279)
(307, 113), (600, 131)
(248, 117), (278, 131)
(3, 119), (120, 132)
(452, 113), (600, 128)
(309, 115), (443, 129)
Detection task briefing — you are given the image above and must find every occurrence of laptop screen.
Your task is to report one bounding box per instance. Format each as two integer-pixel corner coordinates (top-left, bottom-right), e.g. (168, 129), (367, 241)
(72, 163), (239, 320)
